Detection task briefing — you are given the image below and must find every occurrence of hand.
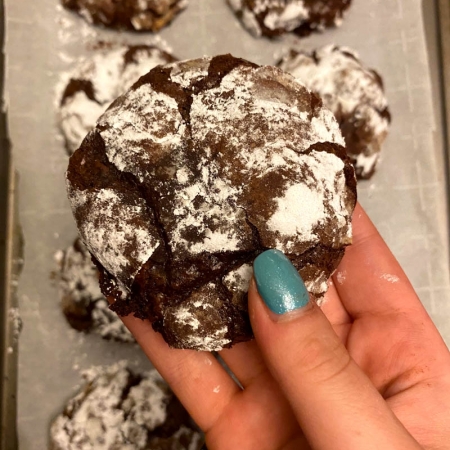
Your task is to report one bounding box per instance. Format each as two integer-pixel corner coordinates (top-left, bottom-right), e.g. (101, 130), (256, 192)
(121, 203), (450, 449)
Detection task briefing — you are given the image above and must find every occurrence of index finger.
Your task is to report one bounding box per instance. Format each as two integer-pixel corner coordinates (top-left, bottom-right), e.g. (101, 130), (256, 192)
(111, 308), (241, 433)
(332, 203), (427, 319)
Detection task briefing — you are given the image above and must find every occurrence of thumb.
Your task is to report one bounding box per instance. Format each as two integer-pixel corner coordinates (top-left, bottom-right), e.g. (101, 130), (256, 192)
(249, 249), (421, 450)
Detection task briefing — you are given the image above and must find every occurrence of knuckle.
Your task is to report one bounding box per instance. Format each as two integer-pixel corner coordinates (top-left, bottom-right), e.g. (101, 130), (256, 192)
(299, 333), (352, 384)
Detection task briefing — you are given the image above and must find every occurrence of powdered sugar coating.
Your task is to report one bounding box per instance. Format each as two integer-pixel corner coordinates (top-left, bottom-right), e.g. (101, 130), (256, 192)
(67, 55), (356, 350)
(267, 150), (348, 250)
(264, 2), (309, 31)
(54, 239), (134, 342)
(67, 188), (161, 289)
(163, 283), (232, 351)
(223, 263), (253, 293)
(50, 362), (202, 450)
(170, 171), (246, 254)
(60, 92), (105, 154)
(228, 0), (351, 37)
(170, 58), (210, 88)
(121, 377), (168, 430)
(99, 86), (187, 183)
(180, 326), (231, 352)
(62, 0), (188, 31)
(60, 44), (176, 154)
(381, 273), (400, 283)
(174, 305), (201, 330)
(91, 299), (135, 341)
(7, 307), (22, 342)
(278, 45), (390, 178)
(55, 239), (103, 303)
(304, 272), (329, 298)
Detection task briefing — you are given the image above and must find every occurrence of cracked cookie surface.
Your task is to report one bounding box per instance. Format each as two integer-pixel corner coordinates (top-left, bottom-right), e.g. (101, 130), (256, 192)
(60, 44), (176, 155)
(66, 54), (357, 351)
(62, 0), (188, 31)
(278, 45), (391, 179)
(227, 0), (352, 38)
(50, 362), (203, 450)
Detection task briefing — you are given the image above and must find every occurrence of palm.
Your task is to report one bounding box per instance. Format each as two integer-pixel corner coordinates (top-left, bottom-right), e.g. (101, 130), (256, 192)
(322, 236), (450, 450)
(123, 204), (450, 450)
(342, 314), (450, 450)
(204, 289), (450, 449)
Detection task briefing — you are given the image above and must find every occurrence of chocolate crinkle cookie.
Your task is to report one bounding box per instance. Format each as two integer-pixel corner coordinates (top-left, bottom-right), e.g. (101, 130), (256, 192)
(54, 238), (135, 343)
(227, 0), (352, 38)
(62, 0), (187, 31)
(278, 45), (391, 179)
(66, 54), (357, 351)
(60, 44), (176, 155)
(50, 362), (203, 450)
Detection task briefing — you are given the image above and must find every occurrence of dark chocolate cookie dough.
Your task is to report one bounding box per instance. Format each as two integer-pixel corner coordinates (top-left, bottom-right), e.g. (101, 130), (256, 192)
(62, 0), (188, 31)
(227, 0), (352, 38)
(66, 54), (357, 351)
(50, 362), (203, 449)
(54, 238), (134, 342)
(278, 45), (391, 179)
(60, 44), (176, 155)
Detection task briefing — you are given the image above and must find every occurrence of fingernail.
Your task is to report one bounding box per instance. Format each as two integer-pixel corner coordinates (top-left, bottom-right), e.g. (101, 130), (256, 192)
(253, 249), (309, 315)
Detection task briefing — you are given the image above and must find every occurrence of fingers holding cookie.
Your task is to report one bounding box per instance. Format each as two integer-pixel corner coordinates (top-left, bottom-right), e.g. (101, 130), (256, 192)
(121, 313), (242, 432)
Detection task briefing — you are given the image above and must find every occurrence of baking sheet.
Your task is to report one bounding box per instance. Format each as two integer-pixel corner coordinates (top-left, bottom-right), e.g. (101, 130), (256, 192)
(0, 165), (22, 450)
(1, 0), (23, 445)
(437, 0), (450, 179)
(4, 0), (450, 448)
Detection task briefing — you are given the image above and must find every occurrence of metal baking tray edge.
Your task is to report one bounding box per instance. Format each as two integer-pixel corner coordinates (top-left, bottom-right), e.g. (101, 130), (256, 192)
(1, 0), (23, 445)
(0, 164), (21, 450)
(437, 0), (450, 174)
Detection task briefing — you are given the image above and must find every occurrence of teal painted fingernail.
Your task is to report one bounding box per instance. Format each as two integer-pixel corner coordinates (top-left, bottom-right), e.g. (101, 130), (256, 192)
(253, 249), (309, 315)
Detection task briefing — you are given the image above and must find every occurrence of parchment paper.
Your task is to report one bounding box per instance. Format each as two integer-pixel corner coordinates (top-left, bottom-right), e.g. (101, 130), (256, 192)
(4, 0), (450, 447)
